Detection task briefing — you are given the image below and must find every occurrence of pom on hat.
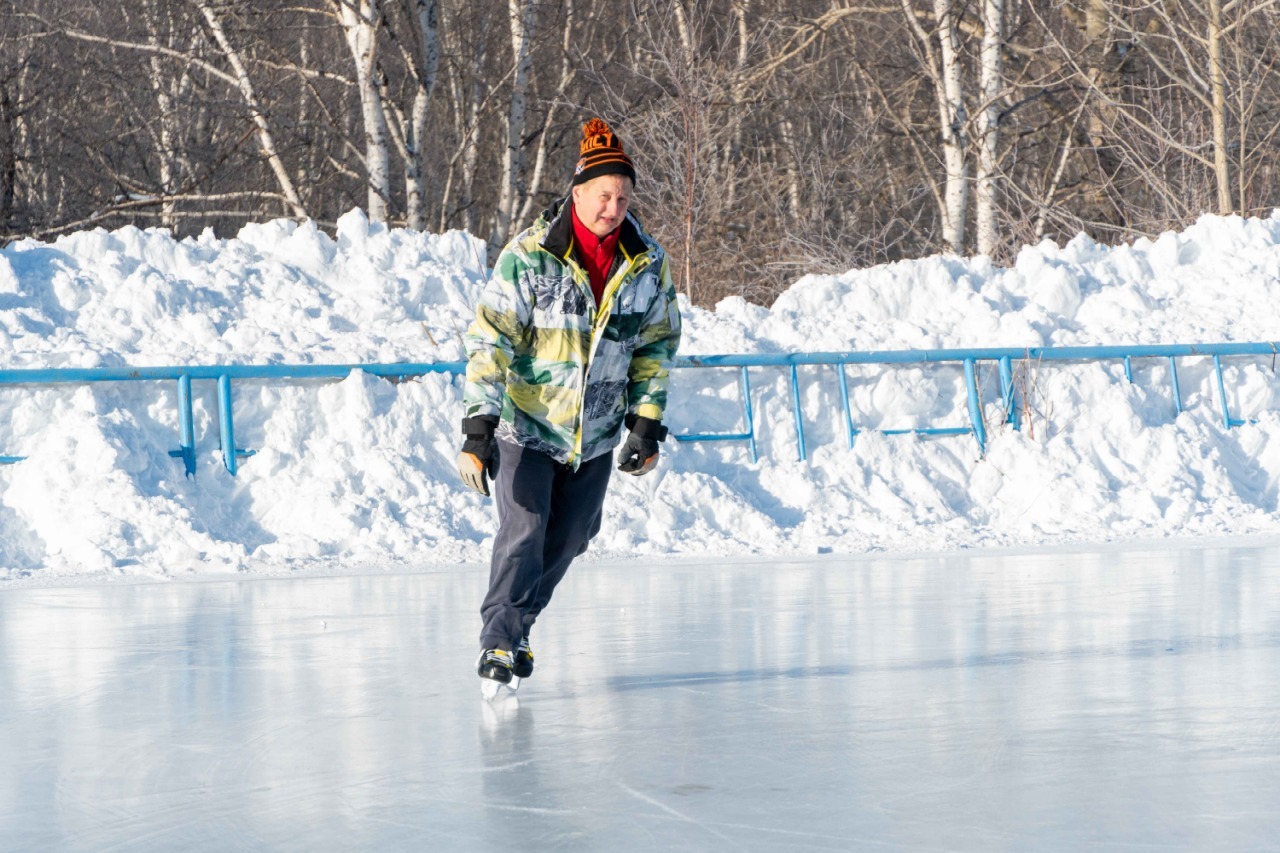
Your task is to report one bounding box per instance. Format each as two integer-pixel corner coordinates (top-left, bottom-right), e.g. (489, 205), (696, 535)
(572, 117), (637, 187)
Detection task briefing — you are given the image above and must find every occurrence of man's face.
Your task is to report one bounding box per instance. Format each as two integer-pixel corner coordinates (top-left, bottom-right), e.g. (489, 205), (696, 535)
(572, 174), (632, 238)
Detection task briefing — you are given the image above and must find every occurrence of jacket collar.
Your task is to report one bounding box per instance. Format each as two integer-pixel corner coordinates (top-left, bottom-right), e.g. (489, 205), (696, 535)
(540, 196), (649, 262)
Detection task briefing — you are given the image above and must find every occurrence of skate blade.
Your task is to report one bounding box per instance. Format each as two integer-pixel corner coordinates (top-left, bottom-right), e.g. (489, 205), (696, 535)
(480, 676), (520, 702)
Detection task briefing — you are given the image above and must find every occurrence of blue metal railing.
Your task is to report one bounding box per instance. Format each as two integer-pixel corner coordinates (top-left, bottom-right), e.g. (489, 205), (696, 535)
(0, 363), (462, 476)
(673, 342), (1279, 460)
(0, 341), (1275, 473)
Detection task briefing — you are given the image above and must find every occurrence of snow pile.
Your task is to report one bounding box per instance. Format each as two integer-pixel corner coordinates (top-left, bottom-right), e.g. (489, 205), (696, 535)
(2, 210), (1279, 582)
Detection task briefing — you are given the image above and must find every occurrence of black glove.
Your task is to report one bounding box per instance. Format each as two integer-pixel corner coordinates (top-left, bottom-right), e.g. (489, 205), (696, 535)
(617, 415), (667, 476)
(457, 416), (498, 496)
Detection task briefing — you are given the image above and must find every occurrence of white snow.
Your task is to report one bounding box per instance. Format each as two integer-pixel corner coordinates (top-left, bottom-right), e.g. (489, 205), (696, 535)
(2, 209), (1279, 582)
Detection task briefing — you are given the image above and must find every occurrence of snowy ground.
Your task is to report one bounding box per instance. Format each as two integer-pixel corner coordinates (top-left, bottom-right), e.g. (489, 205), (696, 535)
(3, 540), (1278, 851)
(1, 211), (1280, 581)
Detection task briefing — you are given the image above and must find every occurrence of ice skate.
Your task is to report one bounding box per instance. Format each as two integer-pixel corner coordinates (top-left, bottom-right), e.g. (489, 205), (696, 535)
(512, 637), (534, 679)
(477, 649), (519, 700)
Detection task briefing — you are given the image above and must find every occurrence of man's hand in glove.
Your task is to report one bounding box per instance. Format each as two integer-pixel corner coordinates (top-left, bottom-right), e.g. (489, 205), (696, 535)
(457, 416), (498, 496)
(617, 415), (668, 476)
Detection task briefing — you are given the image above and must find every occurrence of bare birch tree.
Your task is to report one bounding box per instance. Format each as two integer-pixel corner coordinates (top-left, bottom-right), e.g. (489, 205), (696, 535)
(437, 0), (494, 235)
(403, 0), (440, 230)
(0, 10), (38, 232)
(491, 0), (536, 248)
(514, 0), (581, 229)
(141, 0), (192, 229)
(975, 0), (1003, 256)
(902, 0), (968, 253)
(368, 0), (442, 229)
(330, 0), (391, 222)
(194, 1), (307, 219)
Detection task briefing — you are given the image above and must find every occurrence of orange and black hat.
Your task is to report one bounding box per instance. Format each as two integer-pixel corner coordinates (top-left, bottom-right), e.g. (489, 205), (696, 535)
(572, 118), (637, 187)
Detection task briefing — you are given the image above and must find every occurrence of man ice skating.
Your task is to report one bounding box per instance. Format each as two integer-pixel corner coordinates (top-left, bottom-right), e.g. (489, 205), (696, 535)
(458, 117), (682, 690)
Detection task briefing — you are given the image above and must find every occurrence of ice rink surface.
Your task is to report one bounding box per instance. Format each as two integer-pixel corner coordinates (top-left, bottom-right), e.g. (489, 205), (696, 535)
(3, 540), (1280, 852)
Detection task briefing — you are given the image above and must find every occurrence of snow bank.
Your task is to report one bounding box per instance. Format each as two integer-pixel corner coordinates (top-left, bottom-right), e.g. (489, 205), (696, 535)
(2, 210), (1279, 582)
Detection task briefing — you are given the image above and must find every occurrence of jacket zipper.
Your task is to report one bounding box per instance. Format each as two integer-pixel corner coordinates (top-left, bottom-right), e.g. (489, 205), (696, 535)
(567, 249), (652, 468)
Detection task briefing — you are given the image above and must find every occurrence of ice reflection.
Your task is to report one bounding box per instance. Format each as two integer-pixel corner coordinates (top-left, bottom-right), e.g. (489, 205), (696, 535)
(1, 540), (1278, 850)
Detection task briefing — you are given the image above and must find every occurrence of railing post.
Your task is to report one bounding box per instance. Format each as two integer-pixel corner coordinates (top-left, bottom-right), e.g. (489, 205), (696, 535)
(740, 366), (758, 464)
(836, 363), (855, 449)
(1212, 354), (1238, 428)
(176, 373), (195, 476)
(998, 356), (1018, 430)
(217, 374), (238, 476)
(1168, 356), (1183, 416)
(789, 363), (806, 462)
(964, 358), (987, 456)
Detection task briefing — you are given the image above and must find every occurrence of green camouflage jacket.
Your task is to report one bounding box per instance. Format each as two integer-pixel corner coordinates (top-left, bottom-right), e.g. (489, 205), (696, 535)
(462, 198), (682, 468)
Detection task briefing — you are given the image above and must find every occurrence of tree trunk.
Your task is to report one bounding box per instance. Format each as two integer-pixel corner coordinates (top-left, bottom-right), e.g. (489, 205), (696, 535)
(1083, 0), (1109, 150)
(492, 0), (535, 247)
(675, 0), (696, 302)
(404, 0), (440, 231)
(0, 80), (15, 229)
(1079, 0), (1126, 230)
(778, 118), (803, 223)
(515, 0), (577, 228)
(437, 5), (481, 234)
(1207, 0), (1231, 214)
(455, 56), (483, 235)
(194, 1), (306, 220)
(143, 0), (185, 230)
(934, 0), (968, 253)
(333, 0), (392, 223)
(723, 0), (751, 217)
(975, 0), (1003, 256)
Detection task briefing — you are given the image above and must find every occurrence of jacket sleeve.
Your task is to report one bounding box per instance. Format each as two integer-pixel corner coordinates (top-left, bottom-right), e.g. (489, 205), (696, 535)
(625, 254), (682, 423)
(462, 247), (532, 421)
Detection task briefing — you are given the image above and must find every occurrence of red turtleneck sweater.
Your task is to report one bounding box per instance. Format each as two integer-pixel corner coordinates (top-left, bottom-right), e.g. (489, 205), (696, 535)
(570, 206), (621, 308)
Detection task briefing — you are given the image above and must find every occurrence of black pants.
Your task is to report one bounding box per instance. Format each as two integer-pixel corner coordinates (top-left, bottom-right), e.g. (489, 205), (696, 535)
(479, 440), (613, 651)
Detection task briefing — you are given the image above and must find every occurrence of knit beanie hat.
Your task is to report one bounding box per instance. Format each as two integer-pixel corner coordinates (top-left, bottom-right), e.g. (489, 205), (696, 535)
(572, 118), (637, 187)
